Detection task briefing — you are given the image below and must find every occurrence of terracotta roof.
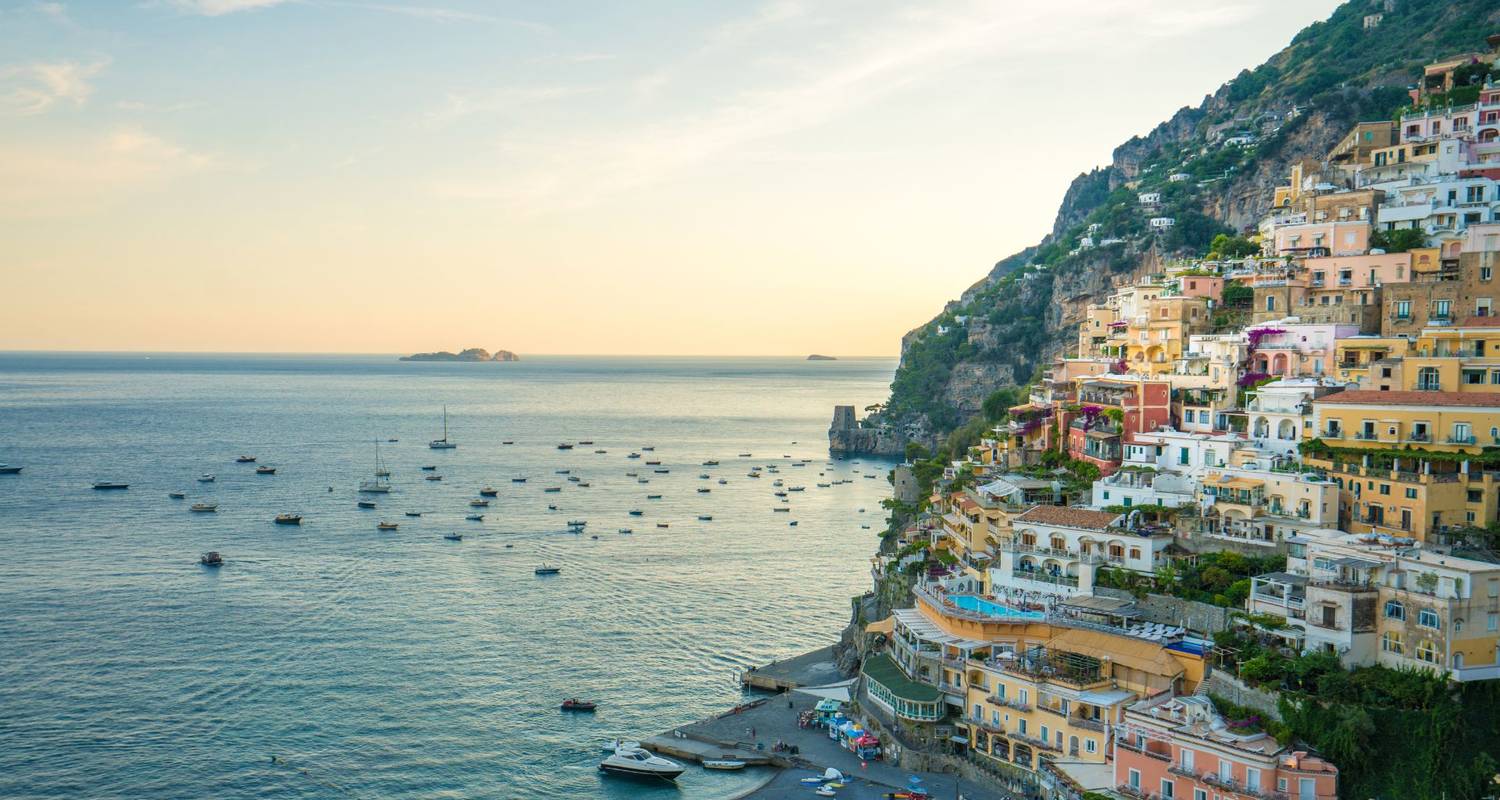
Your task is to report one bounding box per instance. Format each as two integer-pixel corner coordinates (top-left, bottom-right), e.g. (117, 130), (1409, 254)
(1316, 390), (1500, 408)
(1015, 505), (1121, 531)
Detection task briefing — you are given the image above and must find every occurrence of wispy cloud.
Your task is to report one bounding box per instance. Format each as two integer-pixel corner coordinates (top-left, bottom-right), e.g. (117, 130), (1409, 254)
(0, 59), (107, 116)
(0, 126), (212, 217)
(167, 0), (291, 15)
(422, 85), (594, 128)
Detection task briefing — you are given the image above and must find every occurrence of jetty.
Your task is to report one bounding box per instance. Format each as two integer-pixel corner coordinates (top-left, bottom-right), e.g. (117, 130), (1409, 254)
(739, 645), (843, 691)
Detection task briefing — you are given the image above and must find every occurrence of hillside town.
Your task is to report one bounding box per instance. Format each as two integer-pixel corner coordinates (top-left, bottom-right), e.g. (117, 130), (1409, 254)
(849, 39), (1500, 800)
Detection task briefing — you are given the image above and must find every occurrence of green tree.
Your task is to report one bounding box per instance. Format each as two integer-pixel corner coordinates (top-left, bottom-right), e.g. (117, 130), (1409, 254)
(1209, 233), (1259, 258)
(1371, 227), (1428, 253)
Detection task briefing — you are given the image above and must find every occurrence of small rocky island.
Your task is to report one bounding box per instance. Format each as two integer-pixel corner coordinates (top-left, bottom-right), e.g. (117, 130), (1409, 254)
(400, 348), (519, 362)
(806, 354), (837, 361)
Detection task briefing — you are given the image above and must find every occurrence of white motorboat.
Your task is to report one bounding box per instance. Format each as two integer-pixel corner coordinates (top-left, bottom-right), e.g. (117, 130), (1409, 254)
(703, 759), (746, 770)
(598, 745), (685, 781)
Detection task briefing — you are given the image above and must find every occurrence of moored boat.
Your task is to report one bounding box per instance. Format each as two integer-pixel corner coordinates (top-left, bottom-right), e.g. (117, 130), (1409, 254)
(191, 503), (218, 513)
(470, 499), (489, 507)
(198, 474), (215, 483)
(358, 500), (377, 509)
(0, 464), (21, 474)
(702, 760), (745, 770)
(425, 474), (443, 481)
(535, 564), (560, 575)
(444, 532), (462, 541)
(376, 521), (398, 530)
(200, 551), (223, 567)
(561, 698), (597, 712)
(466, 514), (484, 521)
(406, 511), (422, 517)
(235, 455), (256, 463)
(429, 405), (458, 449)
(479, 487), (498, 496)
(599, 745), (684, 781)
(256, 466), (276, 475)
(274, 513), (302, 525)
(169, 491), (186, 499)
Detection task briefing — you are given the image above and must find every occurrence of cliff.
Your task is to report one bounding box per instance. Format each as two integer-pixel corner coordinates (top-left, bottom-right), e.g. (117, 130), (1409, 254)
(844, 0), (1500, 455)
(400, 348), (520, 362)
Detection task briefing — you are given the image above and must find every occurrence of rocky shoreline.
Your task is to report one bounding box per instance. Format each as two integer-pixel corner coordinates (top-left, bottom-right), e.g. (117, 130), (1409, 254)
(399, 347), (519, 362)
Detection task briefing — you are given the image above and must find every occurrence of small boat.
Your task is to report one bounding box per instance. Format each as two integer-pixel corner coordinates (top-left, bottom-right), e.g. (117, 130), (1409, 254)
(599, 745), (683, 781)
(718, 479), (727, 485)
(702, 460), (719, 466)
(502, 440), (514, 445)
(512, 477), (527, 482)
(200, 551), (223, 567)
(0, 464), (21, 474)
(256, 466), (276, 475)
(567, 520), (587, 529)
(641, 446), (654, 451)
(377, 521), (398, 530)
(644, 460), (661, 466)
(544, 486), (561, 493)
(817, 483), (831, 488)
(429, 405), (458, 449)
(567, 476), (580, 483)
(697, 515), (713, 521)
(747, 472), (760, 478)
(594, 449), (607, 454)
(191, 503), (218, 513)
(590, 534), (599, 540)
(358, 501), (377, 509)
(169, 491), (186, 499)
(444, 532), (462, 541)
(421, 465), (437, 471)
(861, 524), (871, 529)
(535, 564), (561, 575)
(814, 787), (836, 797)
(425, 474), (443, 481)
(702, 760), (745, 771)
(653, 469), (669, 474)
(858, 508), (866, 513)
(505, 543), (513, 548)
(773, 507), (790, 512)
(637, 478), (649, 484)
(470, 499), (490, 507)
(578, 440), (594, 446)
(561, 698), (596, 712)
(235, 455), (256, 463)
(274, 514), (302, 525)
(789, 520), (799, 526)
(480, 487), (498, 496)
(618, 528), (633, 534)
(656, 523), (669, 528)
(698, 473), (710, 479)
(361, 440), (393, 493)
(788, 486), (804, 492)
(198, 474), (215, 483)
(547, 504), (558, 510)
(738, 453), (751, 457)
(625, 471), (638, 477)
(646, 494), (661, 500)
(406, 511), (423, 517)
(772, 480), (783, 487)
(629, 509), (644, 516)
(557, 443), (574, 450)
(466, 514), (484, 521)
(627, 452), (641, 459)
(388, 438), (398, 442)
(556, 469), (571, 475)
(578, 482), (591, 488)
(697, 488), (710, 493)
(774, 491), (787, 497)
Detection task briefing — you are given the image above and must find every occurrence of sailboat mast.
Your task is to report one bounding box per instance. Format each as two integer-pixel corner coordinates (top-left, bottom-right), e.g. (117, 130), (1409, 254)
(443, 405), (448, 441)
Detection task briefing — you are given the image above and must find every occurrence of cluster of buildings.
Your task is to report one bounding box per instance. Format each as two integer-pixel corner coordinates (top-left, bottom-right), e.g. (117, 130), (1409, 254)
(855, 43), (1500, 800)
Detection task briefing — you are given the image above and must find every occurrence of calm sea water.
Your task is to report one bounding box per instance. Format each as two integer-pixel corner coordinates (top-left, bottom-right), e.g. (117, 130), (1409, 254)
(0, 354), (897, 800)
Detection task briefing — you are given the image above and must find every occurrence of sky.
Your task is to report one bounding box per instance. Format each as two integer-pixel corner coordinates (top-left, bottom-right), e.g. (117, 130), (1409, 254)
(0, 0), (1345, 356)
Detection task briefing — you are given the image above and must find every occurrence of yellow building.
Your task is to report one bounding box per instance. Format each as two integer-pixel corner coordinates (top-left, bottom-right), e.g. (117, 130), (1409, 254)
(1384, 321), (1500, 393)
(1307, 390), (1500, 540)
(1332, 336), (1409, 386)
(1124, 296), (1211, 375)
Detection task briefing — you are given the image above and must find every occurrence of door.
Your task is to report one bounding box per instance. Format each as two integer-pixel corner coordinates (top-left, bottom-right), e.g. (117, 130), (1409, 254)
(1299, 777), (1316, 800)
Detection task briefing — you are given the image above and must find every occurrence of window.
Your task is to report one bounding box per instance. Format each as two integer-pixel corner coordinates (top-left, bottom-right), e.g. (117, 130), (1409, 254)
(1180, 749), (1195, 772)
(1488, 613), (1497, 632)
(1485, 267), (1494, 281)
(1379, 483), (1391, 496)
(1162, 779), (1176, 799)
(1406, 488), (1418, 499)
(1435, 299), (1452, 319)
(1018, 718), (1027, 735)
(1454, 422), (1473, 444)
(995, 684), (1006, 700)
(1381, 631), (1404, 654)
(1086, 739), (1097, 754)
(1179, 448), (1190, 465)
(1194, 790), (1207, 800)
(1247, 768), (1262, 792)
(1040, 724), (1049, 742)
(1128, 769), (1141, 790)
(1416, 639), (1439, 663)
(1418, 608), (1440, 628)
(1266, 296), (1276, 312)
(1396, 300), (1411, 319)
(1385, 600), (1406, 620)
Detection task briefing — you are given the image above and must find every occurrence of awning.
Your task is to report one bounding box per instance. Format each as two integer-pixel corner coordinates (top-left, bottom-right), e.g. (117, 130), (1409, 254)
(893, 608), (993, 650)
(865, 616), (895, 636)
(792, 680), (856, 703)
(1215, 476), (1264, 490)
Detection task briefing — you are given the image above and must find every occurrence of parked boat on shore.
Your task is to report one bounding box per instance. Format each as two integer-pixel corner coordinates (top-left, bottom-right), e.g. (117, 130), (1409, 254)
(599, 745), (684, 781)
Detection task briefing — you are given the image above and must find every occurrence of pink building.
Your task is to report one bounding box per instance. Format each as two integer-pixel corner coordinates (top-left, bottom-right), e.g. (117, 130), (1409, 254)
(1115, 695), (1338, 800)
(1273, 221), (1371, 257)
(1175, 275), (1224, 301)
(1247, 322), (1358, 378)
(1303, 252), (1413, 290)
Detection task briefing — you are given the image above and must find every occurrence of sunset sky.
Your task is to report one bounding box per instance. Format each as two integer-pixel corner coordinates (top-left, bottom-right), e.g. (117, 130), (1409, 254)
(1, 0), (1342, 356)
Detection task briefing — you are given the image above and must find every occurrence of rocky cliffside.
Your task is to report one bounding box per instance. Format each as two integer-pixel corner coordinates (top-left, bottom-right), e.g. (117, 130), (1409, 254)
(400, 348), (520, 362)
(839, 0), (1500, 455)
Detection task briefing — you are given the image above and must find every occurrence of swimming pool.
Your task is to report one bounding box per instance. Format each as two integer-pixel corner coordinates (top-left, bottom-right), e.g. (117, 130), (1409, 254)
(949, 595), (1046, 621)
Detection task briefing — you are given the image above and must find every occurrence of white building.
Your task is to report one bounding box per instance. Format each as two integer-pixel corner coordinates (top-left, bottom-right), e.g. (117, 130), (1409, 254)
(994, 506), (1171, 601)
(1243, 378), (1344, 460)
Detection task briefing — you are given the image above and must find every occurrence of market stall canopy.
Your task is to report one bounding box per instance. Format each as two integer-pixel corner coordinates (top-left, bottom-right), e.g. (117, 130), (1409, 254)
(793, 679), (856, 703)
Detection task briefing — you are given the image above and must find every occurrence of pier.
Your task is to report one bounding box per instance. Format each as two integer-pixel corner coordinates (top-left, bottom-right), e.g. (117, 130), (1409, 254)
(739, 645), (844, 691)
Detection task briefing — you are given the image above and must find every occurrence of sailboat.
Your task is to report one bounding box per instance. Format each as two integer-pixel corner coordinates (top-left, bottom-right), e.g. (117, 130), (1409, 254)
(429, 405), (457, 449)
(359, 439), (393, 494)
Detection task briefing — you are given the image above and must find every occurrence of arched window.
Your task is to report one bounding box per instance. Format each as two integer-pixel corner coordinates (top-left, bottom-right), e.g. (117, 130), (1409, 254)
(1417, 367), (1441, 391)
(1416, 639), (1439, 663)
(1384, 600), (1406, 620)
(1418, 608), (1440, 628)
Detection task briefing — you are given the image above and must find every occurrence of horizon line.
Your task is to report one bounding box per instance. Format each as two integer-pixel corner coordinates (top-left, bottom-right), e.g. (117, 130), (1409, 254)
(0, 349), (901, 360)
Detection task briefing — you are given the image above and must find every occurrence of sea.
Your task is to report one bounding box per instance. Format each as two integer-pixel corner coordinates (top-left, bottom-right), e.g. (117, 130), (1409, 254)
(0, 353), (898, 800)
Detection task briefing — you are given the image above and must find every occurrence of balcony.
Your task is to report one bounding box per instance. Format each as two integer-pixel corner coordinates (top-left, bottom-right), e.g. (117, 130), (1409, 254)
(965, 715), (1006, 735)
(1072, 717), (1106, 732)
(990, 694), (1032, 712)
(1353, 431), (1380, 441)
(1321, 429), (1343, 439)
(1011, 569), (1079, 589)
(1038, 704), (1067, 718)
(1117, 738), (1171, 761)
(1448, 435), (1478, 445)
(1408, 432), (1431, 443)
